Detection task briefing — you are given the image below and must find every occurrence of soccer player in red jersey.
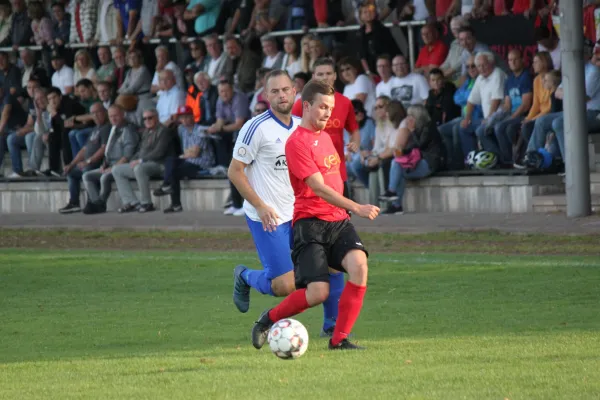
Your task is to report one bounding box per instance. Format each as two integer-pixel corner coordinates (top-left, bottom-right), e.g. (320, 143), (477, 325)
(291, 57), (362, 337)
(251, 80), (380, 350)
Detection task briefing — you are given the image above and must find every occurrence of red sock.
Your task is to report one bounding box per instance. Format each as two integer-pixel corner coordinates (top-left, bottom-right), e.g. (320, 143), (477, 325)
(332, 281), (366, 345)
(268, 289), (310, 322)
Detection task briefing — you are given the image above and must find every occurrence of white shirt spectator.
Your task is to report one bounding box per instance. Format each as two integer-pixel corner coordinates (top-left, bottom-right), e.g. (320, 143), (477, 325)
(263, 52), (283, 69)
(74, 68), (96, 86)
(343, 74), (376, 116)
(413, 0), (430, 20)
(460, 42), (490, 76)
(285, 59), (301, 78)
(389, 73), (430, 108)
(376, 77), (397, 98)
(207, 52), (228, 85)
(156, 86), (186, 124)
(52, 65), (74, 95)
(372, 119), (398, 155)
(461, 0), (475, 14)
(538, 42), (561, 70)
(152, 61), (185, 91)
(468, 67), (507, 118)
(140, 0), (159, 37)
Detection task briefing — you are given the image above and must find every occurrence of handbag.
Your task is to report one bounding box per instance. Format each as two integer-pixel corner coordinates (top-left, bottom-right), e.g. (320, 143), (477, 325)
(395, 147), (422, 170)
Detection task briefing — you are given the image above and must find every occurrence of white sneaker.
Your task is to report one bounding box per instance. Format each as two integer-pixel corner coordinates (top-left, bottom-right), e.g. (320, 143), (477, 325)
(232, 208), (245, 217)
(223, 206), (237, 215)
(7, 172), (22, 179)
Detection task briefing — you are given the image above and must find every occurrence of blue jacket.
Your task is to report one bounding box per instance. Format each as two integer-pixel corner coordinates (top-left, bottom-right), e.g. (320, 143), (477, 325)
(454, 78), (483, 120)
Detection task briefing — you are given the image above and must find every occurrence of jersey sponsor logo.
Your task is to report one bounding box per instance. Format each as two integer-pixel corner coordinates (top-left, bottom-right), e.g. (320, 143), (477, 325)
(274, 154), (288, 171)
(238, 147), (247, 157)
(323, 153), (341, 170)
(326, 118), (343, 129)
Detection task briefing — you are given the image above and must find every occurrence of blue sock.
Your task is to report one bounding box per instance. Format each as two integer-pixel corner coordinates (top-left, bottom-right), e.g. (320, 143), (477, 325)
(243, 268), (274, 296)
(322, 272), (344, 331)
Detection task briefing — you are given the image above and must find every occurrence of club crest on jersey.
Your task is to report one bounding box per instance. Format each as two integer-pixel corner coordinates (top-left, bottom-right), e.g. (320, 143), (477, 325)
(238, 147), (247, 156)
(274, 154), (288, 171)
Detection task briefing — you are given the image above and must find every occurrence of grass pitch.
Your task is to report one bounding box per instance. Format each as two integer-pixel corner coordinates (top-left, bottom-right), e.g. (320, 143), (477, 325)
(1, 248), (599, 399)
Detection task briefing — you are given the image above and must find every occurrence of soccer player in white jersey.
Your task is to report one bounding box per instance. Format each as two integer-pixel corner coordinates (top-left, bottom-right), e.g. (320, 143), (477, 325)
(228, 70), (301, 313)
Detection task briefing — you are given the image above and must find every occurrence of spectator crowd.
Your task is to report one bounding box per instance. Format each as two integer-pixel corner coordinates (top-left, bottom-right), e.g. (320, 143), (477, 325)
(0, 0), (597, 215)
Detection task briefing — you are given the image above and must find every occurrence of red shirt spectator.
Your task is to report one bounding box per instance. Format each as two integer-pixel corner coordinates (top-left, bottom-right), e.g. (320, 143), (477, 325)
(415, 23), (448, 75)
(511, 0), (547, 15)
(436, 0), (454, 18)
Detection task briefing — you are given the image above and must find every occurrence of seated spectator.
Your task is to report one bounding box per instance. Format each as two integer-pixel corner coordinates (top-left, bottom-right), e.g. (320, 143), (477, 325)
(117, 48), (152, 113)
(153, 105), (216, 213)
(457, 52), (506, 165)
(414, 23), (449, 75)
(156, 70), (186, 127)
(535, 25), (561, 71)
(186, 40), (210, 75)
(261, 36), (284, 70)
(358, 4), (401, 75)
(97, 81), (114, 110)
(206, 79), (249, 167)
(438, 55), (483, 170)
(346, 99), (376, 188)
(19, 49), (49, 92)
(292, 72), (309, 101)
(59, 103), (111, 214)
(252, 100), (268, 117)
(0, 87), (30, 178)
(69, 0), (97, 44)
(0, 2), (12, 46)
(204, 33), (229, 86)
(0, 52), (22, 97)
(96, 46), (116, 84)
(5, 0), (31, 47)
(82, 105), (140, 214)
(390, 55), (431, 108)
(151, 46), (184, 95)
(113, 108), (173, 213)
(545, 70), (562, 113)
(184, 69), (202, 124)
(490, 49), (533, 165)
(184, 0), (221, 36)
(375, 55), (395, 98)
(339, 57), (376, 117)
(29, 88), (51, 175)
(457, 26), (496, 81)
(249, 67), (271, 115)
(195, 71), (218, 126)
(112, 47), (128, 91)
(299, 34), (314, 74)
(282, 35), (301, 78)
(223, 35), (262, 94)
(380, 104), (443, 214)
(29, 1), (53, 47)
(308, 37), (328, 72)
(66, 79), (99, 157)
(426, 68), (460, 127)
(440, 16), (469, 84)
(50, 49), (74, 96)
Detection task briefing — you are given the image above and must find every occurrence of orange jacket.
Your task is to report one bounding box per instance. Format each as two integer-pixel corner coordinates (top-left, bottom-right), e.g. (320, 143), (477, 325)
(186, 85), (202, 123)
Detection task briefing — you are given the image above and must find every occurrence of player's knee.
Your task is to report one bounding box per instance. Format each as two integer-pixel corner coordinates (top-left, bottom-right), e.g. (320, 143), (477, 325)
(343, 250), (368, 286)
(271, 280), (295, 297)
(305, 282), (329, 306)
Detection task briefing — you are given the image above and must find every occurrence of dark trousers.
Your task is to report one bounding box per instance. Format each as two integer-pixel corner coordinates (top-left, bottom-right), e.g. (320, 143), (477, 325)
(48, 127), (73, 172)
(164, 156), (203, 206)
(212, 132), (234, 168)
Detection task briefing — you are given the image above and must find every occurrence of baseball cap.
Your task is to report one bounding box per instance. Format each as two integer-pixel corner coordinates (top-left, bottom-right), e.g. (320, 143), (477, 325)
(176, 105), (193, 116)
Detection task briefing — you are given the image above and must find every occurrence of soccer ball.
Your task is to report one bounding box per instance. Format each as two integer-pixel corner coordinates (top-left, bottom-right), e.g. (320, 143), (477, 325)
(267, 319), (309, 360)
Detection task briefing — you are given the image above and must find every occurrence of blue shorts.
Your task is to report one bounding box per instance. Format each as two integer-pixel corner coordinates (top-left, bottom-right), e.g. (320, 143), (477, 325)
(246, 216), (294, 280)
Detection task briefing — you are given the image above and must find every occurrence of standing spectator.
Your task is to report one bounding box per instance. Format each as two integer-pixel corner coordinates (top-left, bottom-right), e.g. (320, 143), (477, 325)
(73, 49), (97, 86)
(132, 0), (160, 40)
(82, 105), (140, 213)
(223, 35), (262, 94)
(153, 105), (216, 213)
(51, 2), (70, 47)
(91, 0), (118, 45)
(346, 99), (376, 188)
(112, 47), (128, 90)
(184, 0), (221, 35)
(0, 51), (22, 96)
(69, 0), (97, 44)
(380, 104), (443, 214)
(204, 33), (228, 85)
(0, 87), (29, 178)
(261, 36), (284, 70)
(96, 46), (116, 84)
(282, 35), (301, 78)
(440, 15), (468, 84)
(390, 55), (430, 108)
(50, 49), (74, 95)
(375, 55), (395, 98)
(425, 68), (460, 127)
(156, 69), (186, 127)
(156, 0), (194, 41)
(206, 79), (248, 167)
(185, 39), (210, 75)
(113, 108), (173, 213)
(491, 49), (533, 165)
(241, 0), (272, 36)
(5, 0), (32, 47)
(414, 23), (449, 75)
(535, 25), (560, 71)
(0, 2), (12, 46)
(339, 57), (376, 117)
(458, 52), (506, 162)
(358, 4), (401, 76)
(114, 0), (142, 43)
(59, 103), (111, 214)
(29, 1), (53, 47)
(195, 71), (218, 126)
(151, 46), (185, 95)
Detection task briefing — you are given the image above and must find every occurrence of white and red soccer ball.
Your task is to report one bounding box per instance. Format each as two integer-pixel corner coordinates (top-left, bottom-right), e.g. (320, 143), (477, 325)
(267, 318), (309, 360)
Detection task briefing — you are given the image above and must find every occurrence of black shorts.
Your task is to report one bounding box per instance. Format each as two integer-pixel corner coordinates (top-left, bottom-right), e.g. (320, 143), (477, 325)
(291, 218), (368, 289)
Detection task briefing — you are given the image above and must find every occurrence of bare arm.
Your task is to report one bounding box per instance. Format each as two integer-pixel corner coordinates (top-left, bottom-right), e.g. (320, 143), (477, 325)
(223, 118), (245, 133)
(228, 159), (267, 210)
(0, 104), (12, 133)
(115, 12), (124, 41)
(127, 10), (139, 38)
(488, 99), (502, 117)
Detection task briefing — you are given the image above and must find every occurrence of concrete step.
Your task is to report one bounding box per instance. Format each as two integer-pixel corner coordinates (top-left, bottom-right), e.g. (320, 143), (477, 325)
(532, 194), (600, 213)
(561, 172), (600, 195)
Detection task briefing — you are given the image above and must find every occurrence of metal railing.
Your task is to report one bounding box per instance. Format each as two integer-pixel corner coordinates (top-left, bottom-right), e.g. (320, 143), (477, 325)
(0, 20), (426, 68)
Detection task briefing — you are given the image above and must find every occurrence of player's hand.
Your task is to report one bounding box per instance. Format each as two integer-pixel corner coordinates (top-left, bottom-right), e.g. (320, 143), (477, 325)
(257, 204), (281, 232)
(346, 141), (359, 153)
(355, 204), (380, 220)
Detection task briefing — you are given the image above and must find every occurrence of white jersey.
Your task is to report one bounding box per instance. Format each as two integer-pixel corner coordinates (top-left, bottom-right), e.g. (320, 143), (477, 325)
(233, 110), (301, 224)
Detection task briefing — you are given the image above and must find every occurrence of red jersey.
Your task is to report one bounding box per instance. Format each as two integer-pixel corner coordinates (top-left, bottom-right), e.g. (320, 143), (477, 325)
(285, 126), (349, 225)
(291, 92), (358, 181)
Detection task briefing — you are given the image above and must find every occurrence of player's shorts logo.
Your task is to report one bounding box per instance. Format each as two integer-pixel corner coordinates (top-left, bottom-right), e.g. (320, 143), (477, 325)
(323, 153), (341, 169)
(274, 155), (288, 171)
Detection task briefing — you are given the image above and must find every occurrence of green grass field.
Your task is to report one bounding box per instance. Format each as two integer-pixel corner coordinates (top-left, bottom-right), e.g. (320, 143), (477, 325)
(1, 248), (600, 399)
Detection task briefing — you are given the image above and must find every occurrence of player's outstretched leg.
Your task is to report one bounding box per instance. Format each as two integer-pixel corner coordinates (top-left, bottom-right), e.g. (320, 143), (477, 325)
(329, 249), (368, 350)
(233, 265), (252, 313)
(320, 271), (344, 337)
